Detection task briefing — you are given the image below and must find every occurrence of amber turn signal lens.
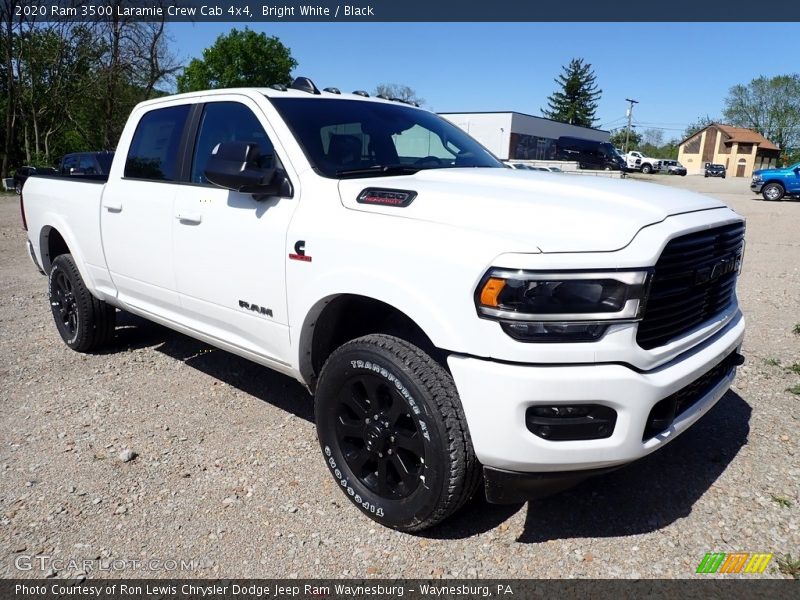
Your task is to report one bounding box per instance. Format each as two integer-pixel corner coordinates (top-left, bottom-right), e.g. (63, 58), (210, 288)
(480, 278), (506, 307)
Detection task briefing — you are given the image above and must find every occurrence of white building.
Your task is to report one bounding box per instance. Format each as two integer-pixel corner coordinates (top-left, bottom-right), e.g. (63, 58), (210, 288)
(440, 111), (610, 161)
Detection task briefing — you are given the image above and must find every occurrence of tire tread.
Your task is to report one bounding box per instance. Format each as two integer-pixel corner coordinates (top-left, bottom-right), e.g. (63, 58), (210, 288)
(318, 334), (480, 531)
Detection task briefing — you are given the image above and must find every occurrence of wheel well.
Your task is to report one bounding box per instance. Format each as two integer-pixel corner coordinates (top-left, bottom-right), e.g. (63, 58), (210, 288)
(764, 180), (785, 188)
(302, 295), (444, 391)
(41, 227), (70, 273)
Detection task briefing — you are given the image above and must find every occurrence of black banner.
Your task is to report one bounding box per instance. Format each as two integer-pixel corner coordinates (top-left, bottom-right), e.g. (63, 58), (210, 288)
(3, 0), (800, 22)
(2, 579), (797, 600)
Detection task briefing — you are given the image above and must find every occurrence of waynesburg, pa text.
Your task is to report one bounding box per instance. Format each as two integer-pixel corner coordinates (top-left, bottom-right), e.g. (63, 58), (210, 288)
(14, 583), (514, 597)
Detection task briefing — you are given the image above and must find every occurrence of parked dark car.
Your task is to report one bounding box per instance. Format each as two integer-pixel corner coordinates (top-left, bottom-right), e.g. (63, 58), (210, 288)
(59, 152), (114, 177)
(556, 137), (628, 171)
(705, 163), (726, 178)
(12, 165), (57, 194)
(662, 160), (687, 176)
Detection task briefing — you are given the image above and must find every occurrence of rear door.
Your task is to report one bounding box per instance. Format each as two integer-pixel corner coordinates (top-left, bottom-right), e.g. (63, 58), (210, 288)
(171, 97), (296, 362)
(101, 104), (191, 317)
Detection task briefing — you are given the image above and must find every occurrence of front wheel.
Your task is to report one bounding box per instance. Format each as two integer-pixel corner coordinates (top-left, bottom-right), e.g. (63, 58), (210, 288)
(762, 182), (785, 201)
(15, 182), (22, 195)
(315, 334), (480, 531)
(641, 164), (652, 174)
(49, 254), (116, 352)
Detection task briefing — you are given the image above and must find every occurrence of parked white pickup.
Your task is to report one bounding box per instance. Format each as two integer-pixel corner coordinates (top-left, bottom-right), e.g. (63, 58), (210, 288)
(626, 150), (663, 174)
(20, 78), (746, 531)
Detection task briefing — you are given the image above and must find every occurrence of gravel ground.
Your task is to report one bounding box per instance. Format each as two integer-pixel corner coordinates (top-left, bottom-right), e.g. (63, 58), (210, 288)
(0, 176), (798, 580)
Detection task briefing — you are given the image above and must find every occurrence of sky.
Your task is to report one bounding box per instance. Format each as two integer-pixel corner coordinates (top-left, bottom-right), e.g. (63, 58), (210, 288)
(169, 22), (800, 141)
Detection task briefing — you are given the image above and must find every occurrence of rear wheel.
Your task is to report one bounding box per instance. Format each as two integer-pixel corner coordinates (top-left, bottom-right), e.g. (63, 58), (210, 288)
(762, 182), (785, 201)
(315, 334), (480, 531)
(15, 182), (22, 195)
(641, 164), (652, 174)
(49, 254), (116, 352)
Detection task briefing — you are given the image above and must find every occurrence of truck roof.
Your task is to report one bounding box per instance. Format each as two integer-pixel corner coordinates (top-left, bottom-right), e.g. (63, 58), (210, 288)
(135, 78), (425, 111)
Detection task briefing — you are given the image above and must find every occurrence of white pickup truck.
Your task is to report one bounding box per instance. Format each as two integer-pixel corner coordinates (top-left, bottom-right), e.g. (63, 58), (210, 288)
(626, 151), (662, 174)
(21, 78), (746, 531)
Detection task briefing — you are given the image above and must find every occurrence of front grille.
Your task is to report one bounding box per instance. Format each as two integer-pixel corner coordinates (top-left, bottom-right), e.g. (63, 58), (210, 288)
(637, 222), (745, 350)
(642, 351), (739, 440)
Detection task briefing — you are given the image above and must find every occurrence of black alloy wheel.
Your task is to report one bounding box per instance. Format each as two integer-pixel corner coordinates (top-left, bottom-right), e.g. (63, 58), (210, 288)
(51, 267), (79, 340)
(334, 372), (425, 499)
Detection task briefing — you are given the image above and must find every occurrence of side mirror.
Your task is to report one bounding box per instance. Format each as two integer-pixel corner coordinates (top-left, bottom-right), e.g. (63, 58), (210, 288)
(204, 141), (284, 197)
(794, 167), (800, 176)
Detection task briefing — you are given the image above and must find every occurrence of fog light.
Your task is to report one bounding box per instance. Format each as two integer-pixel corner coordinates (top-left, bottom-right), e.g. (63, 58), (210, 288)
(501, 321), (608, 342)
(526, 404), (617, 441)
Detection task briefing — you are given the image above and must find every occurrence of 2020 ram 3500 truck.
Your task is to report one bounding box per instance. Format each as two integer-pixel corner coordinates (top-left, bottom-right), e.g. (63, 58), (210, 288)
(22, 78), (746, 531)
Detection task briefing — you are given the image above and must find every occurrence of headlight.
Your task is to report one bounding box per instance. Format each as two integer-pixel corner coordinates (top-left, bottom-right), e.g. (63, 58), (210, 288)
(475, 269), (651, 342)
(752, 174), (762, 182)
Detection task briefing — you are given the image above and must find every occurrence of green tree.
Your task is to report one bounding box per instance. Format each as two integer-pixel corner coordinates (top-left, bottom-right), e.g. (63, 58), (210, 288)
(177, 28), (296, 93)
(542, 58), (601, 127)
(683, 115), (717, 139)
(610, 128), (641, 151)
(374, 83), (424, 106)
(723, 74), (800, 151)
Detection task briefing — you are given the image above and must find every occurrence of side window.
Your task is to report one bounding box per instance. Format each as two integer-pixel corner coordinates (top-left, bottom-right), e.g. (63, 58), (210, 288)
(125, 105), (190, 181)
(79, 155), (97, 174)
(191, 102), (275, 185)
(61, 156), (78, 175)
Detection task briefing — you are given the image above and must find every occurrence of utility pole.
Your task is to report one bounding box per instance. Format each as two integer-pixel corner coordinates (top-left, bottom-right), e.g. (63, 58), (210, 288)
(623, 98), (639, 154)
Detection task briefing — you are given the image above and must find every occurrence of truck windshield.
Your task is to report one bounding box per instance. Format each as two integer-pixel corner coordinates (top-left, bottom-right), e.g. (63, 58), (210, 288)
(270, 97), (503, 178)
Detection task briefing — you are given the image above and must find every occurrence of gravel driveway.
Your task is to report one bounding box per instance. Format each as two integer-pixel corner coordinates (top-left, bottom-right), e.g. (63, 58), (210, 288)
(1, 176), (798, 580)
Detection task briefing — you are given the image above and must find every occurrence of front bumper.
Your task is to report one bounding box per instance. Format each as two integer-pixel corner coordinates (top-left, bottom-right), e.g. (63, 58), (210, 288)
(447, 310), (745, 475)
(750, 182), (764, 193)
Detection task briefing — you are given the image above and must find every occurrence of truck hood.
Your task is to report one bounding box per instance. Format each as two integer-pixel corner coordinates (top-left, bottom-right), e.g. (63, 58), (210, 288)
(753, 165), (797, 177)
(337, 168), (726, 253)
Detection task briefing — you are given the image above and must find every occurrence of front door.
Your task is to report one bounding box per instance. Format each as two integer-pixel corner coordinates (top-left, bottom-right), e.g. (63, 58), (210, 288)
(172, 98), (296, 363)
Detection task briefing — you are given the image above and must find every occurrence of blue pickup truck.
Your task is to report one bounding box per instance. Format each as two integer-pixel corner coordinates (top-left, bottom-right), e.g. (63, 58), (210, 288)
(751, 162), (800, 201)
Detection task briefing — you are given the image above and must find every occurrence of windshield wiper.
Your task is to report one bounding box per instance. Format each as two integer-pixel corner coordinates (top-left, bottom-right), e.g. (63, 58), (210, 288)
(335, 164), (422, 178)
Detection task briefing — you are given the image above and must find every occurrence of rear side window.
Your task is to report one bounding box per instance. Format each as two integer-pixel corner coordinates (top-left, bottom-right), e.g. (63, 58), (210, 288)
(125, 105), (190, 181)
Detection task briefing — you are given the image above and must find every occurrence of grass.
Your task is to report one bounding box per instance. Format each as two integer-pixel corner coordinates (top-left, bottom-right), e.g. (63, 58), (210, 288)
(763, 357), (782, 367)
(771, 494), (793, 508)
(793, 324), (800, 335)
(787, 362), (800, 375)
(787, 384), (800, 395)
(775, 554), (800, 579)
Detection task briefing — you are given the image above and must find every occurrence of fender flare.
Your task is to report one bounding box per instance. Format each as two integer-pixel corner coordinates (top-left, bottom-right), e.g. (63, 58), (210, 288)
(37, 214), (98, 296)
(293, 269), (465, 379)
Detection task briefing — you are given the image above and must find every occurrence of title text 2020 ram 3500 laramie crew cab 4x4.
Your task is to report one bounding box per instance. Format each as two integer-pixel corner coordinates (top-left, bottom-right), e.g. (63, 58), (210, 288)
(21, 78), (746, 531)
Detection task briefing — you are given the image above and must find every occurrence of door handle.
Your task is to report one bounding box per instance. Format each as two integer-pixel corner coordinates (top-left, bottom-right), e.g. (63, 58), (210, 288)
(103, 201), (123, 212)
(176, 213), (203, 225)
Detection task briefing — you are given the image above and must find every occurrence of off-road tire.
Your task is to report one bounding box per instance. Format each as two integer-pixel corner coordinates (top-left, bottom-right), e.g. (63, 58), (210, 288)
(48, 254), (116, 352)
(315, 334), (480, 531)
